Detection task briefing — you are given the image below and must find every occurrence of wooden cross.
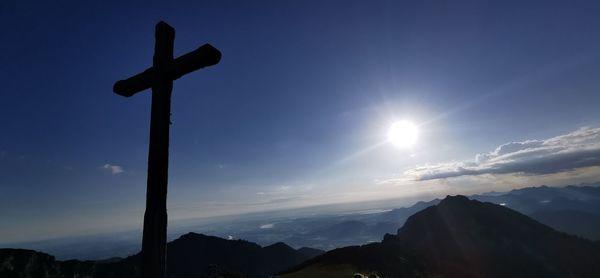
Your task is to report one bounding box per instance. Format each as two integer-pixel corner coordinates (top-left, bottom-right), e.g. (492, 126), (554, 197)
(112, 21), (221, 278)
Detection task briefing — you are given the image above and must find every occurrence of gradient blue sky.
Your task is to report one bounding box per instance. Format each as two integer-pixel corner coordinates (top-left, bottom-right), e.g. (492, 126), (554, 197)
(2, 0), (600, 243)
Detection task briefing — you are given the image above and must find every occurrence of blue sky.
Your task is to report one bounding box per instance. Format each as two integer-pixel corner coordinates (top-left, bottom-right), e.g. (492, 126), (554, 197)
(1, 0), (600, 243)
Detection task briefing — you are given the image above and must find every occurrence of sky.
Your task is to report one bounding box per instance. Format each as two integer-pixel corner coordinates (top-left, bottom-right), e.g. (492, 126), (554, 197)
(1, 0), (600, 243)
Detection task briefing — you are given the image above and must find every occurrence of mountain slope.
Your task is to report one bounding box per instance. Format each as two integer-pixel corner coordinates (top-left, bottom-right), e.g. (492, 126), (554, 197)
(530, 209), (600, 240)
(0, 249), (60, 278)
(285, 195), (600, 278)
(387, 195), (600, 277)
(472, 185), (600, 240)
(472, 185), (600, 216)
(164, 233), (323, 277)
(0, 233), (323, 278)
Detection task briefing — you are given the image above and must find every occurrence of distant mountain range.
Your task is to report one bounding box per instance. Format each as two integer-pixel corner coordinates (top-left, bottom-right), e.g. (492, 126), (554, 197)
(473, 184), (600, 240)
(218, 184), (600, 251)
(6, 183), (599, 261)
(3, 183), (600, 277)
(284, 195), (600, 278)
(0, 233), (323, 278)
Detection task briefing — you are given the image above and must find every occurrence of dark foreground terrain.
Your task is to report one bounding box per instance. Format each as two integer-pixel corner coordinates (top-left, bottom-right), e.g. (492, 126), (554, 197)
(0, 233), (323, 278)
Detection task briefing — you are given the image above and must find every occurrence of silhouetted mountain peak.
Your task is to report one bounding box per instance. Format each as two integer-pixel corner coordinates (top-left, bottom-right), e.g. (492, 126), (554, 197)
(170, 232), (262, 250)
(0, 233), (326, 278)
(382, 195), (600, 277)
(293, 194), (600, 278)
(390, 195), (554, 240)
(178, 232), (214, 240)
(413, 198), (441, 207)
(263, 242), (295, 253)
(438, 194), (470, 206)
(157, 233), (324, 277)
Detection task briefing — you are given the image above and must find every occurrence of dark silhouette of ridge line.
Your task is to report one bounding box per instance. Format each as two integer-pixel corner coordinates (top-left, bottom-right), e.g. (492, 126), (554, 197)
(0, 232), (324, 278)
(286, 195), (600, 278)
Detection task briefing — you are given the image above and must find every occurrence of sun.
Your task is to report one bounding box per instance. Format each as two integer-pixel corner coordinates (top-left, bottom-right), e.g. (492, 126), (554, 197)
(388, 120), (419, 148)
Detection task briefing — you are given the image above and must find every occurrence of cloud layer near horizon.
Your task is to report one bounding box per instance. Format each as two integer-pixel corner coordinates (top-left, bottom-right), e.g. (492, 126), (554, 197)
(405, 127), (600, 181)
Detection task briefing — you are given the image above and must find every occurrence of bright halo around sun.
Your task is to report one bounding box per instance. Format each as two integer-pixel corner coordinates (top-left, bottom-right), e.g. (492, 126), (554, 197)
(388, 120), (419, 149)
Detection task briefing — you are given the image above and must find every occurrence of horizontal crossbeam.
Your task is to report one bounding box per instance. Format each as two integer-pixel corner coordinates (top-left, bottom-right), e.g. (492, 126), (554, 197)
(113, 43), (221, 97)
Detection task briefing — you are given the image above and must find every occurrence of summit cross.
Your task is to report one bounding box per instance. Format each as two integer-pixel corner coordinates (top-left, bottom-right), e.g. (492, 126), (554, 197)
(112, 21), (221, 278)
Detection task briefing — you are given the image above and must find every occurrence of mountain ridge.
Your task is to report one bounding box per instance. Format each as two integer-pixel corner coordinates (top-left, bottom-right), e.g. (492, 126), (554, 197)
(0, 232), (324, 278)
(286, 195), (600, 278)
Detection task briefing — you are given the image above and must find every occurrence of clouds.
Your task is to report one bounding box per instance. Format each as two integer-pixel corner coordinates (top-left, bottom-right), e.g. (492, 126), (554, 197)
(103, 163), (124, 175)
(405, 127), (600, 181)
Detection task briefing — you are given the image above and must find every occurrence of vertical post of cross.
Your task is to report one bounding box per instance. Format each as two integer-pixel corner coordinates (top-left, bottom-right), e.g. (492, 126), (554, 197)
(142, 22), (174, 278)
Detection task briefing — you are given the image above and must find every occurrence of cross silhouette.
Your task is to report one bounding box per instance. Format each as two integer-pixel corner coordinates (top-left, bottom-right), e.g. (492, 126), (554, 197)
(113, 21), (221, 278)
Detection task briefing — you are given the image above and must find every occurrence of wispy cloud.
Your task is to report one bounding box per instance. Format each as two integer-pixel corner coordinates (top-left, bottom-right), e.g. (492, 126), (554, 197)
(253, 184), (314, 207)
(103, 163), (124, 175)
(256, 185), (292, 196)
(405, 127), (600, 181)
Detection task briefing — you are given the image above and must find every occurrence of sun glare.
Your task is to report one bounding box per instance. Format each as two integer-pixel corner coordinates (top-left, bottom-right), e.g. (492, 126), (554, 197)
(388, 120), (419, 148)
